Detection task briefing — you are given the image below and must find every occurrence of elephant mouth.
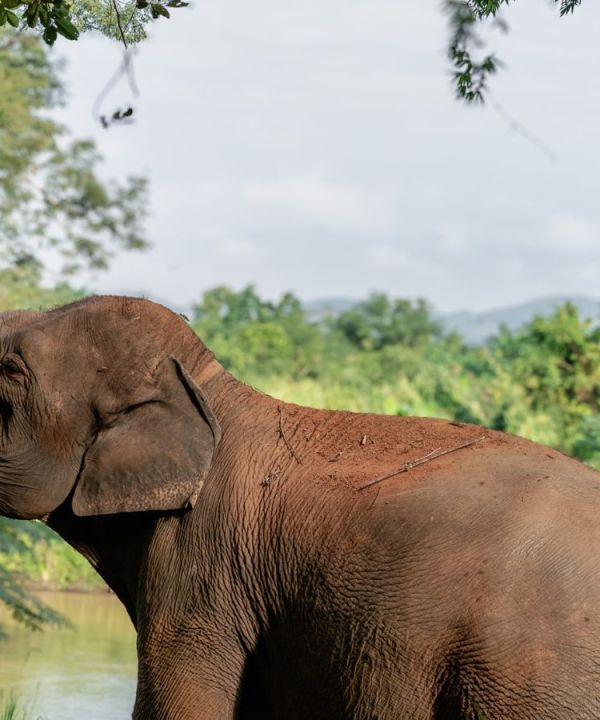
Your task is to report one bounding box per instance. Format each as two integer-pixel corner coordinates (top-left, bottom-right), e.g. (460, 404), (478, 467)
(0, 470), (72, 521)
(0, 496), (36, 520)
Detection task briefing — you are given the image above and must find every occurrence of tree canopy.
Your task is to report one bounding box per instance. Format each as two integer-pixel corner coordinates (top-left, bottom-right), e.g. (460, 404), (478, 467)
(0, 1), (584, 101)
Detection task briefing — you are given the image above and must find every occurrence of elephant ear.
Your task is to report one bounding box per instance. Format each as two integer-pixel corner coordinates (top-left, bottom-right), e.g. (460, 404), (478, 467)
(72, 358), (221, 517)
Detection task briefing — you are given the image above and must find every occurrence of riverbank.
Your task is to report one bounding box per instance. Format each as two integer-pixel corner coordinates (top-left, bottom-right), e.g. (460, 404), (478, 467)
(23, 581), (110, 594)
(0, 592), (137, 720)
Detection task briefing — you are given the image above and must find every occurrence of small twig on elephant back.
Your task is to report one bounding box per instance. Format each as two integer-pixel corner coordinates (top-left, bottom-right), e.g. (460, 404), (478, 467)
(278, 405), (302, 464)
(358, 436), (487, 491)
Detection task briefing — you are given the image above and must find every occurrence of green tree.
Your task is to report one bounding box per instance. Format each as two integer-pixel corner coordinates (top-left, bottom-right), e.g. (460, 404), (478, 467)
(0, 257), (85, 309)
(335, 294), (441, 351)
(192, 286), (323, 379)
(0, 29), (147, 274)
(489, 303), (600, 452)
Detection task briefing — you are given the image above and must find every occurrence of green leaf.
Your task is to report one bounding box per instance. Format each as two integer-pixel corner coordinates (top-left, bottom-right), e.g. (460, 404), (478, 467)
(42, 23), (57, 44)
(26, 1), (39, 27)
(151, 3), (170, 18)
(6, 8), (19, 26)
(39, 5), (50, 26)
(54, 13), (80, 40)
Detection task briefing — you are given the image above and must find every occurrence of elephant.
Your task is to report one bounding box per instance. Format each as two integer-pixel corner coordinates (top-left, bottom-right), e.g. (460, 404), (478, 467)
(1, 295), (600, 720)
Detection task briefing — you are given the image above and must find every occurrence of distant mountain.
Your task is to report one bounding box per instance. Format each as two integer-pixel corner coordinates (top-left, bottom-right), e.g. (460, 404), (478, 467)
(305, 294), (600, 345)
(442, 295), (600, 345)
(112, 290), (600, 346)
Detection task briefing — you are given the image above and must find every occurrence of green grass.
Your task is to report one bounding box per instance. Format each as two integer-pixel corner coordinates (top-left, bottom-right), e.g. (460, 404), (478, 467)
(0, 697), (20, 720)
(0, 692), (45, 720)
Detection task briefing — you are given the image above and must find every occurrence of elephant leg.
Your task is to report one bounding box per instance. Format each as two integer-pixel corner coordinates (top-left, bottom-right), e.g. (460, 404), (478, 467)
(133, 644), (247, 720)
(133, 678), (237, 720)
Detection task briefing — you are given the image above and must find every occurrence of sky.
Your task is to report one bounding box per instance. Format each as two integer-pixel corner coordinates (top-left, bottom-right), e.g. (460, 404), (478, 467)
(52, 0), (600, 313)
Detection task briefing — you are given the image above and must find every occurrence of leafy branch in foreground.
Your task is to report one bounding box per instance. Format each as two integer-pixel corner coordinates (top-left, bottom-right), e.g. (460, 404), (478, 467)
(445, 0), (582, 103)
(0, 0), (585, 106)
(0, 0), (188, 47)
(0, 519), (66, 637)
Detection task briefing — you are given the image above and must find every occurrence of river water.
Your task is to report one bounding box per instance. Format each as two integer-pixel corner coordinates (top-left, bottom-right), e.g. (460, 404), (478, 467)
(0, 592), (137, 719)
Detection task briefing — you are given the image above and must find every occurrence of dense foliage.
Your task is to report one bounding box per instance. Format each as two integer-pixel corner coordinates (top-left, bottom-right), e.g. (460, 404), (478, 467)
(193, 285), (600, 465)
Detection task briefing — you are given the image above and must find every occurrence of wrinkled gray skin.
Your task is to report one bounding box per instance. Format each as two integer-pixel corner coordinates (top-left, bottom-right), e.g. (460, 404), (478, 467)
(2, 297), (600, 720)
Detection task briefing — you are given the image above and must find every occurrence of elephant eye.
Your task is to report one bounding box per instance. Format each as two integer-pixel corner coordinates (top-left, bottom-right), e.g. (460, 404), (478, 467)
(0, 354), (27, 381)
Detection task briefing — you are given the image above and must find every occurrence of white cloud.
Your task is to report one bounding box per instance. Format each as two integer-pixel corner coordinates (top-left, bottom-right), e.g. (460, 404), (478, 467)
(215, 238), (260, 259)
(573, 263), (600, 282)
(365, 244), (411, 270)
(546, 214), (600, 255)
(499, 257), (526, 280)
(243, 174), (395, 235)
(434, 227), (469, 255)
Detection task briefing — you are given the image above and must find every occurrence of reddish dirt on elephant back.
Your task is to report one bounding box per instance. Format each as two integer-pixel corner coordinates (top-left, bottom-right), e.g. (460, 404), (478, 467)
(276, 405), (524, 493)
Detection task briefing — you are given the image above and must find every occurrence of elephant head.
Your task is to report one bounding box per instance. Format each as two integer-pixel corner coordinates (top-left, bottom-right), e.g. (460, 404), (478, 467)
(0, 296), (221, 521)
